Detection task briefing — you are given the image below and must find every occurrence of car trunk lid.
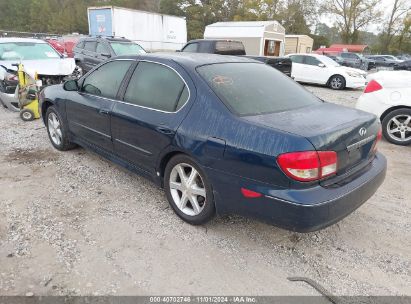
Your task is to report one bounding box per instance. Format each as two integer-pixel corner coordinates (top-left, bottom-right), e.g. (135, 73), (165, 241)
(244, 102), (380, 179)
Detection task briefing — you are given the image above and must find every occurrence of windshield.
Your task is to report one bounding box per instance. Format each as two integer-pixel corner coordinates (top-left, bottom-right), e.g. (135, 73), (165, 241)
(0, 42), (61, 60)
(197, 63), (321, 116)
(320, 56), (340, 67)
(110, 42), (146, 56)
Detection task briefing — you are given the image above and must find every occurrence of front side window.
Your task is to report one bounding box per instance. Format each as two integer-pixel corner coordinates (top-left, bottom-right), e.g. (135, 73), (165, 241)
(96, 42), (110, 54)
(82, 60), (132, 99)
(124, 62), (188, 112)
(0, 42), (61, 60)
(197, 62), (320, 116)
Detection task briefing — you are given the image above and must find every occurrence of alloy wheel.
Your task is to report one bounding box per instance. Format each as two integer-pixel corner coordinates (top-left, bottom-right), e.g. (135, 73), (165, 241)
(48, 112), (63, 146)
(387, 115), (411, 142)
(169, 163), (206, 216)
(330, 77), (342, 89)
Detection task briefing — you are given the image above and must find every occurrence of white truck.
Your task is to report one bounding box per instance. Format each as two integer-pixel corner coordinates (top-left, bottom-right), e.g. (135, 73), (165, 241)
(87, 6), (187, 52)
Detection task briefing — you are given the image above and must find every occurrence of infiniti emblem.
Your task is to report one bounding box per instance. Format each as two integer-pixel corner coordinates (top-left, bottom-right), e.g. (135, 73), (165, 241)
(359, 127), (367, 136)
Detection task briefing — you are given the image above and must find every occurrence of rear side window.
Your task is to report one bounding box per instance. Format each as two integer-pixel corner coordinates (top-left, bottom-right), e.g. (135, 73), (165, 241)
(124, 62), (188, 112)
(82, 60), (132, 99)
(305, 56), (321, 66)
(182, 43), (199, 53)
(96, 42), (110, 54)
(197, 62), (320, 116)
(76, 41), (85, 49)
(84, 41), (96, 52)
(215, 41), (246, 55)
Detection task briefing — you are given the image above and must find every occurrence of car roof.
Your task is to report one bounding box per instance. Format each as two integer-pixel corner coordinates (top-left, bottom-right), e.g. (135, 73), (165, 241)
(287, 53), (325, 59)
(78, 36), (131, 43)
(116, 52), (260, 69)
(0, 37), (47, 44)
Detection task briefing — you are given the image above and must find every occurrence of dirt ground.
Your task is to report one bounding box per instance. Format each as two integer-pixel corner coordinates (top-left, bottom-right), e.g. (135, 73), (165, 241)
(0, 85), (410, 297)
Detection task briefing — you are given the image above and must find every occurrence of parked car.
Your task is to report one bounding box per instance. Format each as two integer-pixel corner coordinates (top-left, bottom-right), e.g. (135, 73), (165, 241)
(339, 52), (375, 70)
(180, 39), (292, 76)
(0, 37), (77, 111)
(396, 54), (410, 61)
(326, 54), (344, 65)
(366, 55), (398, 68)
(73, 36), (146, 74)
(393, 60), (411, 71)
(356, 70), (411, 145)
(379, 55), (403, 62)
(39, 53), (386, 232)
(286, 53), (367, 90)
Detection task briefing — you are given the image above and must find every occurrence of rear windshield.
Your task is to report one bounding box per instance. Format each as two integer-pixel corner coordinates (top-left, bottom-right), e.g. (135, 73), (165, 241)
(0, 42), (61, 60)
(110, 42), (146, 56)
(197, 62), (320, 116)
(215, 41), (246, 55)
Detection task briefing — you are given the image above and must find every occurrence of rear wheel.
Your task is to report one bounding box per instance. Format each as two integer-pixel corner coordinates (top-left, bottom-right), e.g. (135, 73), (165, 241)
(46, 106), (76, 151)
(164, 155), (215, 225)
(328, 75), (346, 90)
(382, 108), (411, 146)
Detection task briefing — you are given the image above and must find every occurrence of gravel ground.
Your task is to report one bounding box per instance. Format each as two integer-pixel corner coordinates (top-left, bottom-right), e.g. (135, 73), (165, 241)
(0, 85), (410, 297)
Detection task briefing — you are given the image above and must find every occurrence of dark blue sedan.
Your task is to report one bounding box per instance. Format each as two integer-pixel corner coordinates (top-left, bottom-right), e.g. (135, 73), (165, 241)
(39, 53), (387, 232)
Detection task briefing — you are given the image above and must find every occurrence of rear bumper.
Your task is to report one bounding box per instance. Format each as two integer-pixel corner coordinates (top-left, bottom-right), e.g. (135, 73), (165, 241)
(209, 153), (387, 232)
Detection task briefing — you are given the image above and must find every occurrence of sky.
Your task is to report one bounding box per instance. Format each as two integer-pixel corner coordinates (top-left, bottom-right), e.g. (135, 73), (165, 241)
(319, 0), (398, 34)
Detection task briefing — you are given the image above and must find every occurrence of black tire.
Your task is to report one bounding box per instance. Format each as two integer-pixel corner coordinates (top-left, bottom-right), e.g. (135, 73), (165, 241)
(45, 106), (77, 151)
(20, 109), (35, 121)
(164, 154), (215, 225)
(381, 108), (411, 146)
(328, 75), (346, 90)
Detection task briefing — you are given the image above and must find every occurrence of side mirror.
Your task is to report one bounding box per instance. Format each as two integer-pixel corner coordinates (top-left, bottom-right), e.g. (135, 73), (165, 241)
(63, 79), (79, 91)
(101, 52), (111, 58)
(318, 63), (326, 68)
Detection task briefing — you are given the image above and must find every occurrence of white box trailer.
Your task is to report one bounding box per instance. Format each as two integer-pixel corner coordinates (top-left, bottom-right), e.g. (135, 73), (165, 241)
(87, 6), (187, 52)
(204, 21), (285, 56)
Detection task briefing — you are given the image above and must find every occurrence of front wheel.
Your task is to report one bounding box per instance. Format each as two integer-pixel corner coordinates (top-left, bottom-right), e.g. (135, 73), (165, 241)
(328, 75), (346, 90)
(164, 155), (215, 225)
(382, 108), (411, 146)
(46, 106), (76, 151)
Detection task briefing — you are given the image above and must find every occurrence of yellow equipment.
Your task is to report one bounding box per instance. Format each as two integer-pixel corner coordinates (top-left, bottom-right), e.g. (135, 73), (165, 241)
(16, 63), (41, 121)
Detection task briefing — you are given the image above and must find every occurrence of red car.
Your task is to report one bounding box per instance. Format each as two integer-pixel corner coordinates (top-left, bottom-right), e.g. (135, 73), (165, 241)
(47, 37), (79, 58)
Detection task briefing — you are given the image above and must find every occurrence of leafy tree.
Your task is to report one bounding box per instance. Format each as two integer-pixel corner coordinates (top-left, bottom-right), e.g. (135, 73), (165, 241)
(322, 0), (382, 44)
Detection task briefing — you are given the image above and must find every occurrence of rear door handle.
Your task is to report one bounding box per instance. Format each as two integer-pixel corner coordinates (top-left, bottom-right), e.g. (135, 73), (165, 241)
(156, 126), (173, 135)
(99, 109), (110, 116)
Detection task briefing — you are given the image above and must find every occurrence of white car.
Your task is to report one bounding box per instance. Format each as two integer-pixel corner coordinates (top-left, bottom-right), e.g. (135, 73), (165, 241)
(0, 37), (77, 111)
(356, 70), (411, 145)
(286, 53), (367, 90)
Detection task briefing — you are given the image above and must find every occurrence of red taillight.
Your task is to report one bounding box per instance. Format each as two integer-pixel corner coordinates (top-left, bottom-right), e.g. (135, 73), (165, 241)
(372, 127), (383, 153)
(364, 80), (382, 93)
(241, 188), (262, 198)
(277, 151), (337, 182)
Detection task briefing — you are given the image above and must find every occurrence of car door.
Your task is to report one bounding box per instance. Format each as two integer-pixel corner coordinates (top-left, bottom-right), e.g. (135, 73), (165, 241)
(65, 60), (134, 152)
(111, 60), (195, 175)
(303, 56), (330, 84)
(82, 41), (98, 72)
(288, 55), (306, 81)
